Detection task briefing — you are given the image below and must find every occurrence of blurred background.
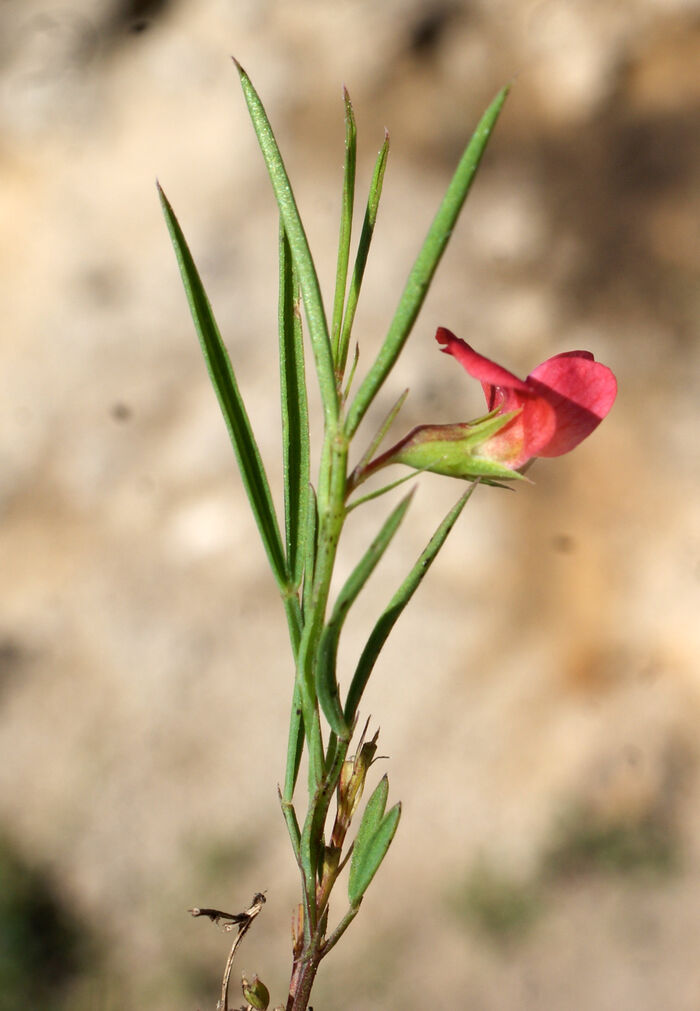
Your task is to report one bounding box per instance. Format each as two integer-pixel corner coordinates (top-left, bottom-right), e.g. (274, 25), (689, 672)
(1, 0), (699, 1008)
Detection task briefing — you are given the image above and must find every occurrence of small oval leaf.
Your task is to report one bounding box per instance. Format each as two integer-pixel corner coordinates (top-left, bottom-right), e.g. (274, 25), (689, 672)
(348, 801), (402, 908)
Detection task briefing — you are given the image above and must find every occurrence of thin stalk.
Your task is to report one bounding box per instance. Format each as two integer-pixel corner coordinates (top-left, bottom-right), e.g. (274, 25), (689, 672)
(295, 427), (349, 783)
(320, 905), (360, 958)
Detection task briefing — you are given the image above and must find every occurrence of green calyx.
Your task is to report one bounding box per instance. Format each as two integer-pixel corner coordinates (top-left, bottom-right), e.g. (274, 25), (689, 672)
(391, 410), (526, 482)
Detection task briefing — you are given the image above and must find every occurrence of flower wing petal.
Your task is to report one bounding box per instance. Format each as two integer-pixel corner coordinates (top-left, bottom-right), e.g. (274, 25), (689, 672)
(480, 395), (556, 468)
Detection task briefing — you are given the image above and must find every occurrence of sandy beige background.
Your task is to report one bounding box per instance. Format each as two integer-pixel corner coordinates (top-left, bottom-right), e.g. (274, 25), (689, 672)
(1, 1), (699, 1008)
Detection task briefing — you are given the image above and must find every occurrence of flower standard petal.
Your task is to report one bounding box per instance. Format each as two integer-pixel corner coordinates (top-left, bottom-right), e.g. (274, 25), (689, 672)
(526, 352), (618, 457)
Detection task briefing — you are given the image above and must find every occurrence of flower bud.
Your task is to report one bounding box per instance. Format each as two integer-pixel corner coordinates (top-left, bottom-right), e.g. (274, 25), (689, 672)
(334, 728), (379, 840)
(321, 843), (341, 880)
(241, 974), (270, 1011)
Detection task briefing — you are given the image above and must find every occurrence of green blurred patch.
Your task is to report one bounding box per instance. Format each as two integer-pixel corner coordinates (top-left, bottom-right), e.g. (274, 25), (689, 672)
(450, 861), (541, 944)
(190, 831), (264, 886)
(0, 835), (93, 1011)
(541, 805), (679, 879)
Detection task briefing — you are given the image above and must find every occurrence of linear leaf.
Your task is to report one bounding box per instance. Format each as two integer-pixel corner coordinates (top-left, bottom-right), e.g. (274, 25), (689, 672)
(158, 183), (287, 588)
(346, 470), (420, 512)
(279, 222), (310, 589)
(337, 131), (390, 378)
(315, 492), (414, 738)
(234, 59), (338, 428)
(351, 387), (409, 484)
(283, 679), (305, 804)
(331, 88), (357, 362)
(344, 485), (476, 724)
(345, 86), (510, 439)
(302, 485), (318, 622)
(281, 595), (303, 803)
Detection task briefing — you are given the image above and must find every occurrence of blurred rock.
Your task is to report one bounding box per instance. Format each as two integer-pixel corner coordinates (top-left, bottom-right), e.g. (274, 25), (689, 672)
(0, 1), (698, 1009)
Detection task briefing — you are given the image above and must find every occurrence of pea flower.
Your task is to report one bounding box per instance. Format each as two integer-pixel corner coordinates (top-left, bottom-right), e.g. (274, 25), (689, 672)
(362, 327), (617, 485)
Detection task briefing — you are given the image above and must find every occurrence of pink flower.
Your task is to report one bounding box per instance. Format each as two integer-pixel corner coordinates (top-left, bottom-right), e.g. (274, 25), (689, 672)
(436, 327), (617, 469)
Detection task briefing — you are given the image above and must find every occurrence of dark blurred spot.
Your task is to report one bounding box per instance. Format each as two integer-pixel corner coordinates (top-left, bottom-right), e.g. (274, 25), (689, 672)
(450, 860), (541, 944)
(542, 804), (679, 879)
(78, 264), (126, 308)
(107, 0), (173, 37)
(0, 637), (24, 703)
(552, 534), (576, 554)
(407, 4), (459, 59)
(610, 113), (694, 194)
(110, 402), (133, 422)
(623, 743), (643, 766)
(534, 102), (700, 331)
(0, 836), (93, 1010)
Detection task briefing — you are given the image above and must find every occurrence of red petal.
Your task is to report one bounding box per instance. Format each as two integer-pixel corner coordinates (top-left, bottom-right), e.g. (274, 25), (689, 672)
(436, 327), (530, 407)
(526, 352), (617, 456)
(482, 395), (557, 468)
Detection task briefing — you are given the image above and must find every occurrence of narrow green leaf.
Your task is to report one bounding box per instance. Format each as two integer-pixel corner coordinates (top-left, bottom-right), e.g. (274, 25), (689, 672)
(345, 86), (510, 439)
(234, 59), (338, 428)
(279, 784), (301, 860)
(351, 388), (409, 484)
(302, 486), (318, 622)
(341, 342), (360, 407)
(345, 485), (476, 724)
(283, 679), (305, 803)
(337, 131), (390, 379)
(315, 645), (350, 740)
(158, 183), (287, 589)
(348, 775), (401, 907)
(346, 469), (420, 512)
(331, 88), (357, 362)
(315, 492), (414, 738)
(282, 594), (304, 803)
(279, 222), (310, 589)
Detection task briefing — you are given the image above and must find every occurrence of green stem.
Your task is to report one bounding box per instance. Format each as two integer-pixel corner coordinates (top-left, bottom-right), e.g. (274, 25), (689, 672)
(321, 904), (360, 958)
(282, 594), (304, 808)
(296, 426), (349, 785)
